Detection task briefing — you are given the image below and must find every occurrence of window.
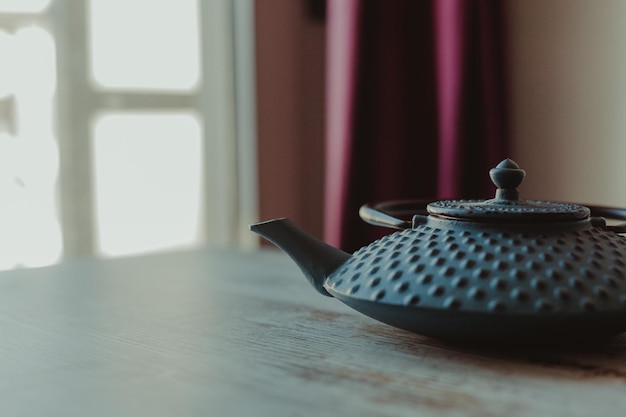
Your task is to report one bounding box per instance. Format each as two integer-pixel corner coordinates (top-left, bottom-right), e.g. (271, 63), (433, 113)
(0, 0), (257, 270)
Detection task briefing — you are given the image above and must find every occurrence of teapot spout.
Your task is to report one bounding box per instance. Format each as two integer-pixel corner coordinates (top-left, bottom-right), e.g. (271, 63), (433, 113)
(250, 218), (351, 297)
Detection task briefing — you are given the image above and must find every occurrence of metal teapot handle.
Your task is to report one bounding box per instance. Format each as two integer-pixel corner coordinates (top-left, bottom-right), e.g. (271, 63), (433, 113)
(359, 199), (431, 229)
(587, 205), (626, 233)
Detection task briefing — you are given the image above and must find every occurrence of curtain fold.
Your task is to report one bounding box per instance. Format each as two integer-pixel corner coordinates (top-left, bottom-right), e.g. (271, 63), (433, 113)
(324, 0), (508, 252)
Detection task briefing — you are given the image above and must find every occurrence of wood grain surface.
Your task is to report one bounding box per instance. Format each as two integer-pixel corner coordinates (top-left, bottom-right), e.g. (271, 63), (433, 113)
(0, 248), (625, 416)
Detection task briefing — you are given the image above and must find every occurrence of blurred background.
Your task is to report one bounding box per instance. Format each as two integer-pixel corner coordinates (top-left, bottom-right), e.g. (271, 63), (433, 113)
(1, 0), (626, 270)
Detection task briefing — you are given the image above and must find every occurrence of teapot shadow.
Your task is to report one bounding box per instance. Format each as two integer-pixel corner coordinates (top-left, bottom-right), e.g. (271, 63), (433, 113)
(362, 322), (626, 381)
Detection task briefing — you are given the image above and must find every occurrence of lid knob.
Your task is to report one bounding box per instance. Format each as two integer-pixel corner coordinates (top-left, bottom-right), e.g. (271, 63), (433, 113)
(427, 157), (589, 220)
(489, 159), (526, 202)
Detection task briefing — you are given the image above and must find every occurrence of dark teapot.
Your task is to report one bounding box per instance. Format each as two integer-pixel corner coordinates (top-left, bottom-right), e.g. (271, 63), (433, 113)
(251, 159), (626, 344)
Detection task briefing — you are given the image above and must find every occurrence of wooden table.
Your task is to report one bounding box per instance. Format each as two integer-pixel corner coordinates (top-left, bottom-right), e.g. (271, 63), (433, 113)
(1, 247), (625, 416)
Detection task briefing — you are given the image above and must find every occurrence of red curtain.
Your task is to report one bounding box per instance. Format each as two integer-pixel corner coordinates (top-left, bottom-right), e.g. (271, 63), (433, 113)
(324, 0), (509, 252)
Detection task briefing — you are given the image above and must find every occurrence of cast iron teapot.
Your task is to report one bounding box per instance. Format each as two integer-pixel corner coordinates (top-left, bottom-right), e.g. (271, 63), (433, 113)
(251, 159), (626, 344)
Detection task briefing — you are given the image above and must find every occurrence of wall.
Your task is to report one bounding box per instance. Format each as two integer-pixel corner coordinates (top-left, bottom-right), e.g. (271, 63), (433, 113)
(255, 0), (326, 238)
(506, 1), (626, 207)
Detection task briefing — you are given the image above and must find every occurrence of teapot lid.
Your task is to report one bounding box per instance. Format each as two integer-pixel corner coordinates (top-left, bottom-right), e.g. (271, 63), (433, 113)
(426, 159), (590, 222)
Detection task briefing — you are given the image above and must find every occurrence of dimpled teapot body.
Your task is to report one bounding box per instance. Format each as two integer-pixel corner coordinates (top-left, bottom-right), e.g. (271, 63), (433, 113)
(252, 159), (626, 343)
(322, 220), (626, 343)
(327, 221), (626, 316)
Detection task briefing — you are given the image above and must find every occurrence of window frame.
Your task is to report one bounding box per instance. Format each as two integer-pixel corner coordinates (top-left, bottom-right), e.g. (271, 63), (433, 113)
(0, 0), (258, 263)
